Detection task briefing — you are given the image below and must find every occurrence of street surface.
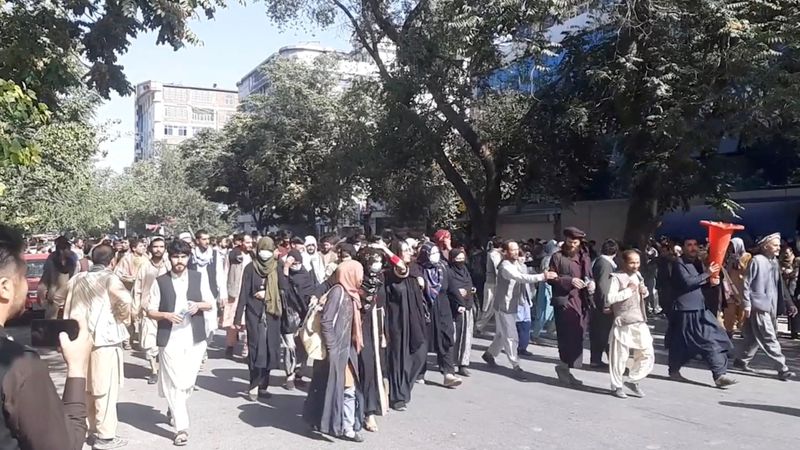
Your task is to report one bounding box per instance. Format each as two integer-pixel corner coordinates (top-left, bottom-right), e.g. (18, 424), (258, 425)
(7, 316), (799, 450)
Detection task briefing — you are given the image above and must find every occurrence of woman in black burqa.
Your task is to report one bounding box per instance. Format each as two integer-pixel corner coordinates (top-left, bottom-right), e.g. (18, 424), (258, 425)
(384, 240), (428, 411)
(235, 237), (282, 401)
(303, 260), (366, 443)
(415, 241), (462, 388)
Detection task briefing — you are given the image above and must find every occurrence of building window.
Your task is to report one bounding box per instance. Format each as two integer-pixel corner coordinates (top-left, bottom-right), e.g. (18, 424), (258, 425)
(164, 87), (188, 102)
(193, 127), (211, 135)
(165, 106), (188, 120)
(224, 94), (237, 106)
(192, 108), (214, 122)
(190, 90), (213, 104)
(164, 125), (188, 136)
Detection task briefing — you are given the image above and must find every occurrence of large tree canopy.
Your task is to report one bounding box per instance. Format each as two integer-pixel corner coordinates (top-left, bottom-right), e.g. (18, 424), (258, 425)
(260, 0), (569, 241)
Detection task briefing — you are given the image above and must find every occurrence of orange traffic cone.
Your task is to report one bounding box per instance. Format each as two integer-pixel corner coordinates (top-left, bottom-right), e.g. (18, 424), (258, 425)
(700, 220), (745, 279)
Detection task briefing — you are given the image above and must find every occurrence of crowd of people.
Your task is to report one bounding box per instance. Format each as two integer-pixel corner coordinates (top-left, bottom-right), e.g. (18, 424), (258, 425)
(0, 222), (798, 449)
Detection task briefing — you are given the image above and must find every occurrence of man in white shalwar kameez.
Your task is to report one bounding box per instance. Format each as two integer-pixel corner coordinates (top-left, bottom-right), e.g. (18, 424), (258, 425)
(606, 250), (655, 399)
(147, 239), (214, 446)
(133, 237), (170, 384)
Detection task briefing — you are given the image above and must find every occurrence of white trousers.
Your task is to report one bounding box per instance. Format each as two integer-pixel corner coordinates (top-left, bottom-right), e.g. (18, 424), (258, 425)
(609, 322), (654, 389)
(159, 340), (207, 432)
(486, 311), (519, 368)
(476, 283), (496, 332)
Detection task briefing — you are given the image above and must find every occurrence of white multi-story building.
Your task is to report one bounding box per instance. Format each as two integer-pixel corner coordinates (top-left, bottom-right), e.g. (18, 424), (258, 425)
(134, 81), (239, 161)
(237, 41), (395, 99)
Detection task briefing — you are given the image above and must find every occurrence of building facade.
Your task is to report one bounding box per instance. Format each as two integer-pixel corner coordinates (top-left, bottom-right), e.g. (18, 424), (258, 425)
(134, 81), (239, 161)
(236, 41), (395, 99)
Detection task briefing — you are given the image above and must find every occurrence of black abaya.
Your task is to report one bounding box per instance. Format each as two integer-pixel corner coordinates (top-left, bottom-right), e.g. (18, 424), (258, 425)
(384, 270), (427, 408)
(235, 263), (281, 389)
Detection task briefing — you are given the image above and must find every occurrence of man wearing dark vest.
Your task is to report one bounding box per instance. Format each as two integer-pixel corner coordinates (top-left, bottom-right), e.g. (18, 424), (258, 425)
(188, 230), (224, 365)
(0, 223), (92, 450)
(146, 239), (213, 447)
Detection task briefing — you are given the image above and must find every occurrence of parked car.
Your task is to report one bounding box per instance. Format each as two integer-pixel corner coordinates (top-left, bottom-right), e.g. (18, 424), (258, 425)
(23, 253), (48, 312)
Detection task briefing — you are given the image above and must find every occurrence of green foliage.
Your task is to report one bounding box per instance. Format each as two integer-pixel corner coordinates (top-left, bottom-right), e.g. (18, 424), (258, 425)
(181, 57), (367, 230)
(537, 0), (800, 244)
(0, 79), (50, 171)
(0, 0), (229, 104)
(260, 0), (568, 239)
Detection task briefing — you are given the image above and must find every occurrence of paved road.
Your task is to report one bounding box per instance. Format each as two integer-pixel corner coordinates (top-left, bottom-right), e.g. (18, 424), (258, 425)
(7, 316), (800, 450)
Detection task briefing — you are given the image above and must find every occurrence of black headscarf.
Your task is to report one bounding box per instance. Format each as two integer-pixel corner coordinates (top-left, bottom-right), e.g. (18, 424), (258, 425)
(358, 248), (384, 306)
(448, 248), (472, 289)
(417, 242), (444, 301)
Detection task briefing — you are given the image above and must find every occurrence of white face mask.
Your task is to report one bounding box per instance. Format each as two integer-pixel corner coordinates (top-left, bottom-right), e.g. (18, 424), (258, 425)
(428, 253), (441, 264)
(370, 262), (383, 273)
(291, 264), (303, 271)
(258, 250), (273, 261)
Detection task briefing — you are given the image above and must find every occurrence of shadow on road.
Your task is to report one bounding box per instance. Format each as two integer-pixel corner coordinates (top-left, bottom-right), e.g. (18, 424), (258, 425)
(117, 402), (174, 440)
(468, 360), (612, 396)
(719, 401), (800, 417)
(237, 394), (333, 442)
(123, 362), (150, 381)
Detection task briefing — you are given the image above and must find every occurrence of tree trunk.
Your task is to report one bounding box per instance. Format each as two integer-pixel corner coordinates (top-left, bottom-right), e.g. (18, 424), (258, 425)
(622, 177), (661, 249)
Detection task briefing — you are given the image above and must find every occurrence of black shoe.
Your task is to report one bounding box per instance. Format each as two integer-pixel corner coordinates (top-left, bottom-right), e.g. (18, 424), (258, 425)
(258, 389), (272, 399)
(512, 366), (528, 381)
(669, 371), (689, 382)
(147, 374), (158, 385)
(733, 359), (754, 373)
(714, 374), (738, 388)
(778, 369), (795, 381)
(589, 362), (609, 370)
(225, 346), (234, 359)
(555, 366), (571, 384)
(518, 349), (534, 357)
(457, 367), (471, 377)
(482, 352), (497, 368)
(391, 401), (407, 411)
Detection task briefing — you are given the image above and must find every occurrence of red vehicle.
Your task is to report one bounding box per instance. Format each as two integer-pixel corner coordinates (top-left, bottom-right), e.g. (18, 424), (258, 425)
(23, 253), (48, 312)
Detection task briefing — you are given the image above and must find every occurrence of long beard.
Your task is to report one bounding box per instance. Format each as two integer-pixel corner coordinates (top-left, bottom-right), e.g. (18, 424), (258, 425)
(562, 245), (578, 257)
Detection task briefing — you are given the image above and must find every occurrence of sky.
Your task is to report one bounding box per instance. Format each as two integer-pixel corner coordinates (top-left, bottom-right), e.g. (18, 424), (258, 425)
(94, 2), (351, 172)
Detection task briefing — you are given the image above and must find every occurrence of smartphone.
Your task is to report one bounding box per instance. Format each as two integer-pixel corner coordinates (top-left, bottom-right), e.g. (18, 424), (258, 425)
(30, 319), (79, 348)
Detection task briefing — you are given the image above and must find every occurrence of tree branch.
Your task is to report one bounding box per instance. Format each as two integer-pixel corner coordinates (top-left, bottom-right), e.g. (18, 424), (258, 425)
(332, 0), (394, 82)
(364, 0), (400, 43)
(401, 0), (428, 36)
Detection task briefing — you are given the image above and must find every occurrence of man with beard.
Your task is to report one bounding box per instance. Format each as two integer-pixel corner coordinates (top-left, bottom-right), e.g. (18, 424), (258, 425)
(133, 237), (171, 384)
(319, 235), (337, 268)
(188, 230), (224, 361)
(482, 240), (555, 380)
(667, 238), (737, 387)
(733, 233), (797, 380)
(475, 237), (503, 336)
(223, 233), (253, 358)
(304, 236), (326, 284)
(589, 239), (618, 369)
(115, 238), (150, 350)
(607, 250), (654, 399)
(61, 244), (132, 449)
(548, 227), (595, 386)
(39, 236), (79, 319)
(147, 239), (214, 446)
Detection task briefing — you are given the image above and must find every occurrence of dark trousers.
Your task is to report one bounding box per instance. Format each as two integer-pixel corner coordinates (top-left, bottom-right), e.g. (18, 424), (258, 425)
(516, 320), (532, 352)
(589, 309), (613, 364)
(249, 368), (271, 390)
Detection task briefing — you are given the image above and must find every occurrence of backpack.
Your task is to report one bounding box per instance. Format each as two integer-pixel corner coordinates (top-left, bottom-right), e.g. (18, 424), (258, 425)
(298, 286), (341, 361)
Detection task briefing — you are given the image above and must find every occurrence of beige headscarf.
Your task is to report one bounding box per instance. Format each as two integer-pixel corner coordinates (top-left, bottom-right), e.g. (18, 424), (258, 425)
(335, 260), (364, 353)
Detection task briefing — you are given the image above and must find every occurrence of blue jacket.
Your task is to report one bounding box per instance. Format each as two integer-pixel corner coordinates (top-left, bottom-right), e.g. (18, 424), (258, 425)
(670, 257), (710, 311)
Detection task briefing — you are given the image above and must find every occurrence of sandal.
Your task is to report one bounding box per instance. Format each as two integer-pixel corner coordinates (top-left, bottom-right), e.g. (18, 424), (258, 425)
(173, 430), (188, 446)
(364, 416), (378, 432)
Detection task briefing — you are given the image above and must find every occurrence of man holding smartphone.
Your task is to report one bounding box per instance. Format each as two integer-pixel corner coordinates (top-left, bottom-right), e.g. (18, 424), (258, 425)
(60, 243), (133, 450)
(0, 224), (93, 450)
